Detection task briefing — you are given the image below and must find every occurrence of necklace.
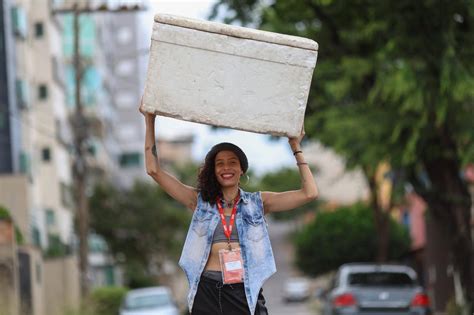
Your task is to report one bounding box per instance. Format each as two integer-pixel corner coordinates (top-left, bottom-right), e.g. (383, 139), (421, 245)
(222, 199), (234, 208)
(221, 194), (239, 208)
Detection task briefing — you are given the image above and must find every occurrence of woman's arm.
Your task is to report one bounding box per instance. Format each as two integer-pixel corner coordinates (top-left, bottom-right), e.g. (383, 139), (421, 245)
(140, 101), (198, 211)
(261, 129), (319, 214)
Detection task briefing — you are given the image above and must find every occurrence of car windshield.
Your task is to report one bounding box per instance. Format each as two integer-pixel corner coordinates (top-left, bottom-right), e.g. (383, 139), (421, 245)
(124, 293), (171, 310)
(348, 272), (415, 286)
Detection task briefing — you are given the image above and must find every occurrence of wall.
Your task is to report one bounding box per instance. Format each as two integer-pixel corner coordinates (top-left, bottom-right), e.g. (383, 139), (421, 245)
(43, 256), (80, 315)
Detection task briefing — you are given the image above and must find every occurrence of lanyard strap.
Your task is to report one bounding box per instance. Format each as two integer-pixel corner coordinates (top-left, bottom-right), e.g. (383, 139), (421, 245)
(216, 194), (240, 242)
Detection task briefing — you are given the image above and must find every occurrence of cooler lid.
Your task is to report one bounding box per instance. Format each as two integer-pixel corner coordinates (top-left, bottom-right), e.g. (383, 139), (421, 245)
(154, 13), (318, 51)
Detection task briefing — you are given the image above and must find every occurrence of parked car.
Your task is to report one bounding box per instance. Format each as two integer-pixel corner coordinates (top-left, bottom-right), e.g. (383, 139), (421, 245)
(321, 263), (431, 315)
(283, 277), (311, 302)
(119, 286), (179, 315)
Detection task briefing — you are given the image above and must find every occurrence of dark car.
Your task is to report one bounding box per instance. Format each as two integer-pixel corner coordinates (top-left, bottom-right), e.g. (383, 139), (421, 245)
(321, 263), (431, 315)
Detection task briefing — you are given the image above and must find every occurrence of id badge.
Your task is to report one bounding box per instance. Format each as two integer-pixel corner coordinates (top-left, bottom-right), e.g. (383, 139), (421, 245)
(218, 248), (244, 284)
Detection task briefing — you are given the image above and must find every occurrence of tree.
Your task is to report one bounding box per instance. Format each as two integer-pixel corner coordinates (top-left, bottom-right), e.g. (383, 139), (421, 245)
(295, 203), (410, 276)
(211, 0), (474, 310)
(89, 180), (190, 286)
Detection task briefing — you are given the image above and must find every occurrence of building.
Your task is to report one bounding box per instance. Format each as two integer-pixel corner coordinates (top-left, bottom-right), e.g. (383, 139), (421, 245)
(0, 1), (79, 315)
(96, 9), (145, 189)
(304, 141), (370, 206)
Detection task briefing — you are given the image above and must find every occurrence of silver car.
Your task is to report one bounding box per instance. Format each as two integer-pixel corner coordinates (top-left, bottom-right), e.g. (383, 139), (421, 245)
(119, 286), (180, 315)
(322, 263), (431, 315)
(283, 277), (311, 302)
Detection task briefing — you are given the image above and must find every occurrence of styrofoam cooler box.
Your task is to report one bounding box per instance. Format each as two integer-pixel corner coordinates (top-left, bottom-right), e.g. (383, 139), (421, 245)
(143, 14), (318, 137)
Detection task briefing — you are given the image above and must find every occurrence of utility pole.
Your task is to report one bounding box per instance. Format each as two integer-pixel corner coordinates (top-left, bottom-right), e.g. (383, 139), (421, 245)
(52, 1), (146, 297)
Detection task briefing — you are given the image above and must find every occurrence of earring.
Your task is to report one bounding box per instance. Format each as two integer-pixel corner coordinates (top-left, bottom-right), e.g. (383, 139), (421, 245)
(243, 174), (250, 186)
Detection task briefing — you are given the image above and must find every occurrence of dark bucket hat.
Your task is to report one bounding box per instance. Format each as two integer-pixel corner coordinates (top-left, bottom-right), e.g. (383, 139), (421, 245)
(205, 142), (248, 173)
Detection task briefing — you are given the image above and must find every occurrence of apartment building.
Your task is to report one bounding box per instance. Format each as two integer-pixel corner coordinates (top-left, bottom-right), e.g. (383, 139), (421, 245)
(96, 10), (146, 189)
(0, 1), (79, 315)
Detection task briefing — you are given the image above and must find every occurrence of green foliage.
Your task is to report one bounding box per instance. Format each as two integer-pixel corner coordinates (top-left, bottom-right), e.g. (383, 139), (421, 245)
(89, 287), (128, 315)
(0, 205), (24, 244)
(89, 179), (191, 286)
(171, 162), (199, 187)
(44, 234), (69, 258)
(211, 0), (474, 169)
(295, 203), (410, 276)
(446, 297), (471, 315)
(211, 0), (474, 302)
(124, 261), (156, 289)
(0, 205), (11, 220)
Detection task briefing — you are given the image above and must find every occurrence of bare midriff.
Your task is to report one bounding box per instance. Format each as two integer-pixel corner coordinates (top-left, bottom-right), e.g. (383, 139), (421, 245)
(204, 241), (241, 271)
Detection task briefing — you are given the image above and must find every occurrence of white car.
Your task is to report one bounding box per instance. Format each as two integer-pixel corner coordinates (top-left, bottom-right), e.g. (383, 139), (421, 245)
(119, 286), (180, 315)
(283, 277), (311, 302)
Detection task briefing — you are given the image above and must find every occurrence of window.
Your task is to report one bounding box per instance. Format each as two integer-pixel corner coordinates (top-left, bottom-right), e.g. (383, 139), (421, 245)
(38, 84), (48, 100)
(32, 226), (41, 247)
(36, 262), (42, 284)
(34, 22), (44, 38)
(348, 272), (415, 286)
(60, 182), (73, 208)
(41, 147), (51, 162)
(16, 79), (29, 109)
(45, 209), (55, 226)
(115, 60), (134, 76)
(115, 91), (136, 109)
(117, 27), (132, 44)
(19, 151), (30, 174)
(119, 152), (142, 168)
(11, 6), (27, 39)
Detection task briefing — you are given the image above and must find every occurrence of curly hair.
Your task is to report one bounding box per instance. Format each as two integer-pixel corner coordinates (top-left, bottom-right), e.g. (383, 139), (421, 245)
(197, 142), (248, 205)
(197, 157), (221, 205)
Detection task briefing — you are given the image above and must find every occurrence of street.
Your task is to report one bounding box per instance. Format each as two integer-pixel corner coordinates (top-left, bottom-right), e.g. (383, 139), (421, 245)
(263, 219), (316, 315)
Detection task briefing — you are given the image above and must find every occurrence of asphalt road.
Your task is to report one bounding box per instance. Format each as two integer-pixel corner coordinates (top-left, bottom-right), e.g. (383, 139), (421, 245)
(263, 219), (316, 315)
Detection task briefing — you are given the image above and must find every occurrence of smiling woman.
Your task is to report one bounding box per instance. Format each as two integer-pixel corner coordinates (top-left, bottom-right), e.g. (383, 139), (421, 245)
(139, 99), (319, 315)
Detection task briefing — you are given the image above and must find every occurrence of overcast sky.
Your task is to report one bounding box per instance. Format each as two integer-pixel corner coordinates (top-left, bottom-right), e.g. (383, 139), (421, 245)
(139, 0), (295, 175)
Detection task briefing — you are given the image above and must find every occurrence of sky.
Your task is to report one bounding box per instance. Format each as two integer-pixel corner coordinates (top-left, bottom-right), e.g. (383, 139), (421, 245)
(139, 0), (295, 175)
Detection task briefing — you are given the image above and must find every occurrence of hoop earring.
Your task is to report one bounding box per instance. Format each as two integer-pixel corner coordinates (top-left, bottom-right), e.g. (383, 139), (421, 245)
(243, 174), (250, 186)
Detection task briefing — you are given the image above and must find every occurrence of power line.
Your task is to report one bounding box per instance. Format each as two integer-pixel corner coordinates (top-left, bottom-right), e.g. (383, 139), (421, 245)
(0, 107), (63, 144)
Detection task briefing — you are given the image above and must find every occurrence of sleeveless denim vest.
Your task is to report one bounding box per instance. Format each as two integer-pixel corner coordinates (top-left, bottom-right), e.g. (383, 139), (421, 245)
(179, 189), (277, 315)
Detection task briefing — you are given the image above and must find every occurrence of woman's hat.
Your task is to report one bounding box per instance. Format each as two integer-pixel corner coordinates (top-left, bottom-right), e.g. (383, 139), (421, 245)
(205, 142), (248, 173)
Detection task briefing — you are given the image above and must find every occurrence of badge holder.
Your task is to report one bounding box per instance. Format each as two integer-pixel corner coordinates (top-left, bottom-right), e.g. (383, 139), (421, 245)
(219, 246), (244, 284)
(216, 195), (244, 284)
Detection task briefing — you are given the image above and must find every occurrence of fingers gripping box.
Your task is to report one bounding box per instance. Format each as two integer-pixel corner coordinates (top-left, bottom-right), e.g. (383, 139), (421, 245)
(143, 14), (318, 137)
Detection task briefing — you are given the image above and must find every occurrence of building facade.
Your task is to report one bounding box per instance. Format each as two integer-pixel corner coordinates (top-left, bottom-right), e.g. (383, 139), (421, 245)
(0, 1), (79, 314)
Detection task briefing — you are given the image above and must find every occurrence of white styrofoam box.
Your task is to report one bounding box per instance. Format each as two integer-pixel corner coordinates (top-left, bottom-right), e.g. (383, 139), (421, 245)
(143, 14), (318, 137)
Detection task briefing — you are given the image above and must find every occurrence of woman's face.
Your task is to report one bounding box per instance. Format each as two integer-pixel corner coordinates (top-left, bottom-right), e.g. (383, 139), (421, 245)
(214, 150), (242, 188)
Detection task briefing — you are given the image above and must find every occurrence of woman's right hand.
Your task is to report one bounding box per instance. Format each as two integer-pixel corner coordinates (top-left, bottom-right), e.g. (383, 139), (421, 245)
(139, 97), (156, 119)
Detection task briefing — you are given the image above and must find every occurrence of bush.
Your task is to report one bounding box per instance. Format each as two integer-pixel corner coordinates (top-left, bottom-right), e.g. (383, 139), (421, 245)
(90, 287), (128, 315)
(295, 203), (410, 276)
(0, 205), (12, 220)
(0, 205), (24, 244)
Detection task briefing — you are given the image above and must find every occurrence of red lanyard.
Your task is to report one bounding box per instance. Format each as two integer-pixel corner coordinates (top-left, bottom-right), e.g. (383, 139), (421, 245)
(216, 194), (240, 243)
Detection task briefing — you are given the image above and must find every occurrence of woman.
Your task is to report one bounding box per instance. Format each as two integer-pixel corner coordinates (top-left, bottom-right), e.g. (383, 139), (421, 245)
(140, 103), (319, 315)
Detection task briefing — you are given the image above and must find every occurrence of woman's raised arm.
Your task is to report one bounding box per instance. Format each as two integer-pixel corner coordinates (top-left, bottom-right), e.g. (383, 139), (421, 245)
(261, 129), (319, 214)
(140, 100), (198, 211)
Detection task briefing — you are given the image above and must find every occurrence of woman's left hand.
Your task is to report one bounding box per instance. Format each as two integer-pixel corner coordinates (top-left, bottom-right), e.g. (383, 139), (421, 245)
(288, 127), (305, 151)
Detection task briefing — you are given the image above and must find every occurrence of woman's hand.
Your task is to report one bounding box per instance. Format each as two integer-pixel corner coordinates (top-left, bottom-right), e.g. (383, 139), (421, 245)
(139, 97), (156, 119)
(288, 127), (305, 152)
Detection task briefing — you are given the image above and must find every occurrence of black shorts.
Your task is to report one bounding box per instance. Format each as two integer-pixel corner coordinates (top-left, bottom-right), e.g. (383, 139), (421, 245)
(191, 271), (268, 315)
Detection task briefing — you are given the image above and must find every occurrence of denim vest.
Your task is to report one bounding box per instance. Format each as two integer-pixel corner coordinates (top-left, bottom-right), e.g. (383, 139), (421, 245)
(179, 189), (276, 314)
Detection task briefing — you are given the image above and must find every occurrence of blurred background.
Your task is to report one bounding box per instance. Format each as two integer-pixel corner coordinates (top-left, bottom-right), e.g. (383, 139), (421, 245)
(0, 1), (473, 315)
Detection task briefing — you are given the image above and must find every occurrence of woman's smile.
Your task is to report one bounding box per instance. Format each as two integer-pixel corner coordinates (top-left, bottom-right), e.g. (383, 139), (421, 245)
(215, 150), (242, 186)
